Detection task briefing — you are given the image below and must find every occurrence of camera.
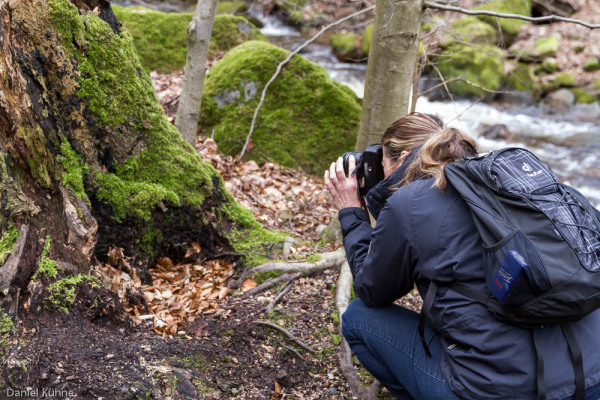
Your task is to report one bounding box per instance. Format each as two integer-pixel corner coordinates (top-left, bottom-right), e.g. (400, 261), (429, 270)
(342, 143), (384, 197)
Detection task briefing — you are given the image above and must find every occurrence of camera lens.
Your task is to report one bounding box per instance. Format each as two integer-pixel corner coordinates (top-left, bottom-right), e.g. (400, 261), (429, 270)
(342, 152), (361, 176)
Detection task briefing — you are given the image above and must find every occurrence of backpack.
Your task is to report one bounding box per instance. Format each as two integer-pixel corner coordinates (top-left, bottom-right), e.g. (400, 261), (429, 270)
(418, 147), (600, 400)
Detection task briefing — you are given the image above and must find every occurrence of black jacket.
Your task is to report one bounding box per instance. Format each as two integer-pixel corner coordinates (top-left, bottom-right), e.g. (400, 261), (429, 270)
(339, 175), (600, 400)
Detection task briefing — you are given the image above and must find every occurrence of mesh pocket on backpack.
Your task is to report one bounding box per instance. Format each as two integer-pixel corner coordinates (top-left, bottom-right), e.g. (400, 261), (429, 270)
(483, 230), (552, 306)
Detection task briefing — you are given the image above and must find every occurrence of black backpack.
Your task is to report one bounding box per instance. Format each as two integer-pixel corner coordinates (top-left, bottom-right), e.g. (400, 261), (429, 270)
(418, 147), (600, 400)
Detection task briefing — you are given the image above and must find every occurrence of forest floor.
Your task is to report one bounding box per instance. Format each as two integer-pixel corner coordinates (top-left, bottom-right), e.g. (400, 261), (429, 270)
(3, 134), (421, 399)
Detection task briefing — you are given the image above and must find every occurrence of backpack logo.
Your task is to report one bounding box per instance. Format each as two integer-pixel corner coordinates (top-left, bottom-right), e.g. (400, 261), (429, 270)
(522, 162), (533, 172)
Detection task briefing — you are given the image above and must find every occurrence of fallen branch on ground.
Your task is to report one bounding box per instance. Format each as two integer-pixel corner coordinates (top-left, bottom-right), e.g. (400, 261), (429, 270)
(265, 280), (295, 313)
(336, 261), (380, 399)
(254, 320), (314, 353)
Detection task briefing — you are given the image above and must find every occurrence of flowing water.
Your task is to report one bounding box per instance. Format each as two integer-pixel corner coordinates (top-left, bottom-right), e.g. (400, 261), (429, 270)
(256, 14), (600, 206)
(112, 2), (600, 205)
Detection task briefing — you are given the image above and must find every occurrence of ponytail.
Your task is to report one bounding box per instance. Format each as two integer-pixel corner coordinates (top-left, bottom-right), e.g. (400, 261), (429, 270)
(382, 113), (478, 191)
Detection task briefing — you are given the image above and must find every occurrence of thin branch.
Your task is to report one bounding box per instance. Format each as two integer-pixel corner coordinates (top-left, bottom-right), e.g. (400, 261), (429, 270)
(249, 248), (346, 274)
(238, 4), (376, 159)
(254, 320), (314, 353)
(425, 1), (600, 29)
(265, 280), (295, 314)
(447, 95), (485, 125)
(277, 340), (305, 360)
(244, 272), (301, 297)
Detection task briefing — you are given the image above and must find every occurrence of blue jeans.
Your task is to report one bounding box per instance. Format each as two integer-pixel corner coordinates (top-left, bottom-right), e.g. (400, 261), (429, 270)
(341, 299), (461, 400)
(342, 299), (600, 400)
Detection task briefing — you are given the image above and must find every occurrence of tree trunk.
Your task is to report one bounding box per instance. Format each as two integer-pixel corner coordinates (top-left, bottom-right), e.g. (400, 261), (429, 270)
(175, 0), (220, 145)
(0, 0), (256, 309)
(355, 0), (424, 151)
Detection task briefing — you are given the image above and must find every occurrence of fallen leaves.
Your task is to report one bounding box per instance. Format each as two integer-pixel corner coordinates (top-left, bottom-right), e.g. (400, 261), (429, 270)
(196, 136), (337, 241)
(103, 247), (234, 338)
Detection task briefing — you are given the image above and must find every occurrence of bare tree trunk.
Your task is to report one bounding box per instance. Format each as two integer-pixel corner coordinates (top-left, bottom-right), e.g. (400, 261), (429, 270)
(175, 0), (220, 145)
(355, 0), (424, 151)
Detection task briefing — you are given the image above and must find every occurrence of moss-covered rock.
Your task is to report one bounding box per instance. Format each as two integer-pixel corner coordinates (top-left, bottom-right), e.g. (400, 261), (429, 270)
(571, 88), (597, 104)
(594, 78), (600, 91)
(534, 57), (559, 75)
(574, 43), (585, 54)
(198, 41), (361, 175)
(330, 32), (360, 61)
(362, 23), (373, 58)
(216, 1), (248, 14)
(440, 17), (498, 48)
(436, 44), (505, 97)
(543, 72), (576, 92)
(583, 58), (600, 72)
(112, 5), (267, 73)
(505, 62), (540, 98)
(515, 36), (560, 62)
(474, 0), (532, 46)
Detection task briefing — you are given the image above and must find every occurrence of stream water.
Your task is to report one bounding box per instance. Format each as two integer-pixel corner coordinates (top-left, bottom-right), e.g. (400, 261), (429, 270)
(256, 13), (600, 206)
(112, 2), (600, 205)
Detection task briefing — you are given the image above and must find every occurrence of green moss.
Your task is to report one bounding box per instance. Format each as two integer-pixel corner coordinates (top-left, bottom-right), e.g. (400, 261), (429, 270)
(475, 0), (531, 46)
(210, 15), (267, 55)
(32, 236), (60, 280)
(574, 43), (585, 53)
(440, 17), (498, 48)
(593, 78), (600, 91)
(331, 310), (340, 326)
(47, 273), (101, 313)
(330, 334), (342, 345)
(572, 88), (597, 104)
(217, 1), (248, 14)
(253, 270), (283, 284)
(47, 0), (86, 55)
(0, 314), (14, 355)
(226, 224), (287, 268)
(505, 62), (540, 98)
(516, 36), (560, 62)
(330, 32), (359, 56)
(436, 43), (504, 97)
(535, 57), (559, 75)
(58, 138), (90, 203)
(0, 225), (18, 266)
(306, 254), (322, 263)
(138, 224), (164, 261)
(179, 354), (211, 373)
(112, 6), (266, 73)
(543, 72), (576, 92)
(362, 23), (373, 58)
(583, 58), (600, 72)
(199, 41), (361, 175)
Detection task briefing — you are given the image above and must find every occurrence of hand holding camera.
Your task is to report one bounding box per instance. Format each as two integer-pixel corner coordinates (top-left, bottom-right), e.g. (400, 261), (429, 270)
(324, 156), (362, 211)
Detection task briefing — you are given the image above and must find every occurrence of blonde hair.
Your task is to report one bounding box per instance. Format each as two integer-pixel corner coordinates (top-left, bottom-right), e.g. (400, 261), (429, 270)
(382, 112), (478, 190)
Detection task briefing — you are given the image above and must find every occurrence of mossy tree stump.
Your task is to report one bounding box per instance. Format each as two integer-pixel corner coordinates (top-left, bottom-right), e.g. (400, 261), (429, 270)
(0, 0), (267, 313)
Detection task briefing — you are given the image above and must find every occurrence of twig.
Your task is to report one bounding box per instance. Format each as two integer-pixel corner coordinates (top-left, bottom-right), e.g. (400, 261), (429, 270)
(277, 340), (305, 360)
(254, 320), (314, 353)
(425, 1), (600, 29)
(417, 77), (462, 97)
(238, 4), (376, 159)
(265, 280), (295, 314)
(447, 95), (485, 125)
(244, 272), (301, 297)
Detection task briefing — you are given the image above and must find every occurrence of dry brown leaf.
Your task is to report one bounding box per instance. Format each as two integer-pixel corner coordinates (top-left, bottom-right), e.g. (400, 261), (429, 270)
(241, 278), (257, 292)
(272, 381), (282, 399)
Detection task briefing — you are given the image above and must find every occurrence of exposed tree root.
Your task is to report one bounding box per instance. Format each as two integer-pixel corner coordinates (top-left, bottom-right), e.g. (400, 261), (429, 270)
(0, 224), (29, 297)
(241, 248), (346, 297)
(336, 261), (380, 400)
(253, 320), (314, 353)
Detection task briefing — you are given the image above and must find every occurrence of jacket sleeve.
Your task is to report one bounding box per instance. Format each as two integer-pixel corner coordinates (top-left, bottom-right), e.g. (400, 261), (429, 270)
(338, 192), (416, 307)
